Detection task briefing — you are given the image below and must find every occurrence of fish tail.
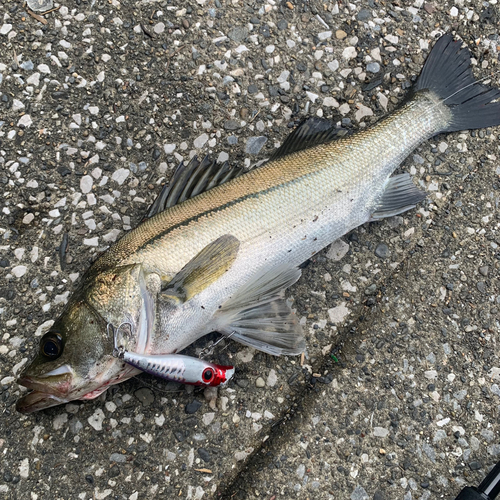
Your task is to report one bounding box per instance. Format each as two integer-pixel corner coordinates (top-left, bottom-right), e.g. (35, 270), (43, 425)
(414, 34), (500, 132)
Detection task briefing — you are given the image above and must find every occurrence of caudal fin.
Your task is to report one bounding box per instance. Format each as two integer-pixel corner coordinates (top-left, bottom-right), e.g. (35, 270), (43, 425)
(414, 34), (500, 132)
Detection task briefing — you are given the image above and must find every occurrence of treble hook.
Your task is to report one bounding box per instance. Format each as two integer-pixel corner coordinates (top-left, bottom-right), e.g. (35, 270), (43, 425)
(199, 331), (236, 360)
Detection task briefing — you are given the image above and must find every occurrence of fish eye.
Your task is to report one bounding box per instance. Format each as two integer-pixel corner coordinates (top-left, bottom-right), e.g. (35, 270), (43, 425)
(40, 333), (64, 360)
(202, 368), (214, 382)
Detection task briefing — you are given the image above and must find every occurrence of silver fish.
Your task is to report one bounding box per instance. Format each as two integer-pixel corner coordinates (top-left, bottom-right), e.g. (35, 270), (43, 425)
(16, 35), (500, 413)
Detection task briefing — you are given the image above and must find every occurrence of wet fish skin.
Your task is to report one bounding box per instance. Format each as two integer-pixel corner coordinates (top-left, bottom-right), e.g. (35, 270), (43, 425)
(16, 35), (500, 413)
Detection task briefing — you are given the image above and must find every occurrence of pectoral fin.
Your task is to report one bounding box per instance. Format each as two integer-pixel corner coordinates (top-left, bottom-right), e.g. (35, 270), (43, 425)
(215, 264), (305, 356)
(163, 234), (240, 302)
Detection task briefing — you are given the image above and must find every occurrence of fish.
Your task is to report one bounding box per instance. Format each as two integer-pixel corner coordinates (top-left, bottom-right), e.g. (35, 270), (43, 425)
(16, 35), (500, 413)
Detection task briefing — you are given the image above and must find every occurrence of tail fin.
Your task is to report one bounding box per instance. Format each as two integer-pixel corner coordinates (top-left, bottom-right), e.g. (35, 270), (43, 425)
(414, 34), (500, 132)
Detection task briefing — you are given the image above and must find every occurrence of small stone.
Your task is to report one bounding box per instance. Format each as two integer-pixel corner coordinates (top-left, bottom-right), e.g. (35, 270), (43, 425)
(357, 8), (372, 21)
(27, 0), (53, 12)
(185, 399), (203, 414)
(374, 243), (390, 259)
(245, 136), (267, 154)
(80, 175), (93, 194)
(194, 133), (209, 149)
(266, 369), (278, 387)
(111, 168), (130, 185)
(373, 427), (389, 438)
(18, 115), (33, 128)
(318, 31), (332, 41)
(364, 284), (377, 296)
(224, 120), (241, 131)
(11, 265), (27, 278)
(277, 19), (288, 30)
(469, 461), (482, 471)
(328, 302), (350, 324)
(366, 62), (380, 73)
(164, 143), (176, 154)
(110, 453), (126, 463)
(342, 47), (357, 60)
(326, 239), (349, 261)
(134, 388), (155, 406)
(336, 30), (347, 40)
(476, 281), (487, 294)
(227, 27), (248, 43)
(351, 485), (369, 500)
(198, 448), (211, 462)
(0, 24), (12, 35)
(255, 377), (265, 388)
(479, 266), (489, 276)
(88, 409), (105, 431)
(154, 22), (165, 34)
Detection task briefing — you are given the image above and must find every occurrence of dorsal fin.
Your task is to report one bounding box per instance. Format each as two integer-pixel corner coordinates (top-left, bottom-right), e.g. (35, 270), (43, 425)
(145, 156), (245, 219)
(269, 117), (349, 161)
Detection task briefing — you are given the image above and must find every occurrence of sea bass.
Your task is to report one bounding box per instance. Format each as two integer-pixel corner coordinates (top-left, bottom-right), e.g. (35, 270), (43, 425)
(16, 35), (500, 413)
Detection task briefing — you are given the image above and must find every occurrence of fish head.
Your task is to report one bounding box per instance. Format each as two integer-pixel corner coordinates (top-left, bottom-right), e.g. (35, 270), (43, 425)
(16, 298), (131, 414)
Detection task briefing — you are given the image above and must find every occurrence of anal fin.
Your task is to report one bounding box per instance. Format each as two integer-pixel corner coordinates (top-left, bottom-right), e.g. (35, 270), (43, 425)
(371, 173), (426, 220)
(215, 264), (305, 356)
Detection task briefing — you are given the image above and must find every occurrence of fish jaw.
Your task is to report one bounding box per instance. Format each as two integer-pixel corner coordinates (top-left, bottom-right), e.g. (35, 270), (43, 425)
(16, 351), (140, 414)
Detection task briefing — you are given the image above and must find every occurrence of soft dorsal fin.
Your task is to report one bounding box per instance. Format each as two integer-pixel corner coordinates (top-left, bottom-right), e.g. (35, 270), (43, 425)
(269, 117), (349, 162)
(145, 156), (244, 219)
(162, 234), (240, 303)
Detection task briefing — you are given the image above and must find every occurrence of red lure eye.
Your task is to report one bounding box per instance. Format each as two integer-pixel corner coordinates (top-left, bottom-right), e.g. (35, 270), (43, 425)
(202, 368), (214, 382)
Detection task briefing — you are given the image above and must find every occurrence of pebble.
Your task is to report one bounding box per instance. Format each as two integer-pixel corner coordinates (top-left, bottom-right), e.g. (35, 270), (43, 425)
(318, 31), (332, 41)
(224, 120), (241, 131)
(357, 8), (372, 21)
(11, 266), (27, 278)
(374, 243), (390, 259)
(0, 24), (12, 35)
(154, 23), (165, 34)
(198, 448), (211, 462)
(194, 133), (209, 148)
(476, 281), (486, 294)
(336, 30), (347, 40)
(227, 26), (248, 43)
(111, 168), (130, 185)
(80, 175), (93, 194)
(88, 409), (105, 431)
(326, 239), (349, 261)
(328, 302), (350, 323)
(342, 47), (357, 60)
(27, 0), (53, 11)
(266, 369), (278, 387)
(351, 485), (369, 500)
(255, 377), (265, 388)
(366, 62), (380, 73)
(134, 387), (155, 406)
(108, 452), (126, 463)
(245, 136), (267, 155)
(373, 427), (389, 438)
(185, 399), (203, 414)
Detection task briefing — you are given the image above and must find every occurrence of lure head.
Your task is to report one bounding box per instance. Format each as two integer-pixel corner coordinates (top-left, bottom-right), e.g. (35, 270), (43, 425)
(200, 364), (235, 387)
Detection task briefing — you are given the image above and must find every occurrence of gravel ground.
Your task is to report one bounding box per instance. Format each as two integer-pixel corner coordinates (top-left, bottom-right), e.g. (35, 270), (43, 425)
(0, 1), (499, 499)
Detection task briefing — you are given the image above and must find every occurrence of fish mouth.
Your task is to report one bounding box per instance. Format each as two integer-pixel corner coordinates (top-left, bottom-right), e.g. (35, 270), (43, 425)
(16, 389), (70, 414)
(16, 366), (75, 414)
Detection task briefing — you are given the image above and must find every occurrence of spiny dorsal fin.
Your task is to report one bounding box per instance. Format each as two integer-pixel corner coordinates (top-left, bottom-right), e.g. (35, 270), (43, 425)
(162, 234), (240, 303)
(269, 117), (349, 162)
(145, 156), (245, 219)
